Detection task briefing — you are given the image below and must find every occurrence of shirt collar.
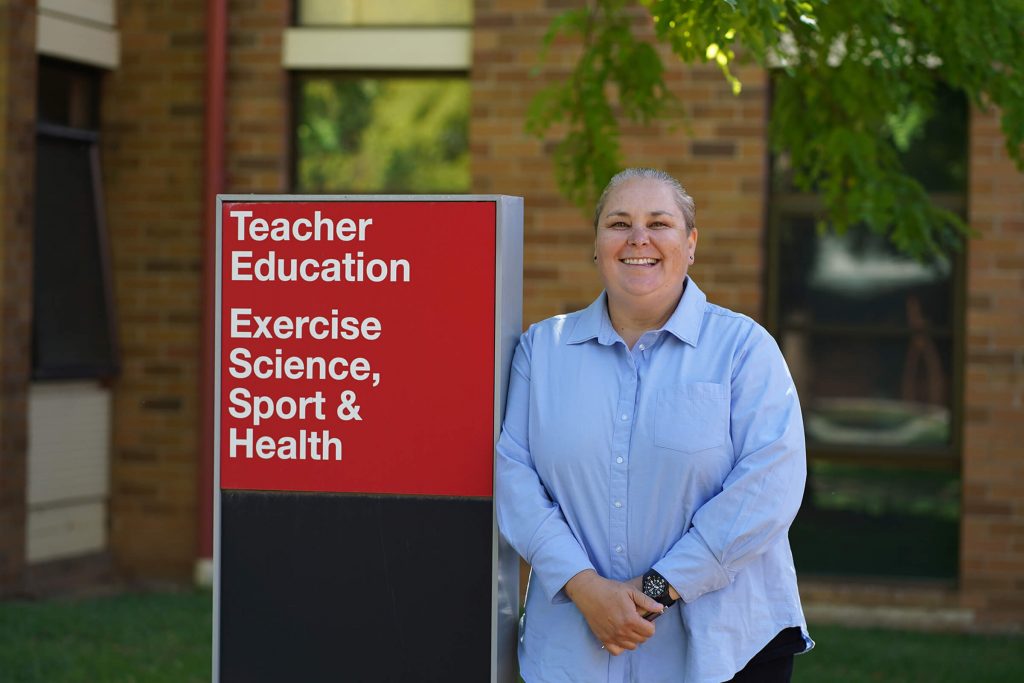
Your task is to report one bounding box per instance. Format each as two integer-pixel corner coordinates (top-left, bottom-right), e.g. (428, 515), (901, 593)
(567, 278), (708, 347)
(662, 277), (707, 347)
(566, 292), (614, 345)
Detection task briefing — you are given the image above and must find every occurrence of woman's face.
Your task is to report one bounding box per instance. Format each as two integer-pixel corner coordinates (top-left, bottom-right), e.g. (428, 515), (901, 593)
(594, 177), (697, 305)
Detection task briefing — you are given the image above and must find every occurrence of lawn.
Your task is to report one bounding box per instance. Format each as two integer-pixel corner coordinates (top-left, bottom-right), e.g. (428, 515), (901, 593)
(0, 590), (211, 683)
(794, 624), (1024, 682)
(0, 590), (1021, 682)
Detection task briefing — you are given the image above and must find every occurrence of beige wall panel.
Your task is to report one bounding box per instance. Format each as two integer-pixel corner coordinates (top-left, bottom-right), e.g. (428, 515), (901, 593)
(283, 27), (470, 70)
(298, 0), (470, 25)
(26, 502), (106, 563)
(37, 12), (119, 69)
(27, 381), (111, 506)
(39, 0), (116, 26)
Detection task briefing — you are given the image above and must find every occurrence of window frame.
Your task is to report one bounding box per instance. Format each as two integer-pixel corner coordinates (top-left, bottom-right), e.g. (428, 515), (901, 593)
(285, 3), (472, 196)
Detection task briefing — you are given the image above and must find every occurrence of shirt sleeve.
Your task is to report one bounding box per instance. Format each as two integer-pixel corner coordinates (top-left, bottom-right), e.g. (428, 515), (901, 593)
(652, 323), (807, 604)
(495, 331), (595, 604)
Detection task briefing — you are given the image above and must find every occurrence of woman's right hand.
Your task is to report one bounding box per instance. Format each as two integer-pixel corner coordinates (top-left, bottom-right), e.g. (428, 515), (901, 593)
(564, 569), (663, 655)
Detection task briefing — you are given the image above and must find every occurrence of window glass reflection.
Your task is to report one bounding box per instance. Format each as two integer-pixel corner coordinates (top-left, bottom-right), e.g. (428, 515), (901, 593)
(782, 332), (952, 448)
(791, 461), (959, 579)
(778, 216), (953, 329)
(295, 76), (470, 194)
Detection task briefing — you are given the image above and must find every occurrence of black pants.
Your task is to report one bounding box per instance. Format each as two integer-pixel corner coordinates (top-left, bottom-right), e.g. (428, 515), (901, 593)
(723, 627), (804, 683)
(724, 652), (794, 682)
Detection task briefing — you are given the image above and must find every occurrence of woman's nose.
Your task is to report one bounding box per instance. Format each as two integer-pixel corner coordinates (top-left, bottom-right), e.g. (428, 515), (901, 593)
(627, 226), (649, 246)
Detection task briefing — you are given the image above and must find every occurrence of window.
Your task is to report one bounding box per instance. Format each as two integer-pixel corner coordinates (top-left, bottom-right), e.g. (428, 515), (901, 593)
(769, 84), (967, 580)
(289, 1), (471, 194)
(294, 75), (469, 194)
(33, 58), (118, 380)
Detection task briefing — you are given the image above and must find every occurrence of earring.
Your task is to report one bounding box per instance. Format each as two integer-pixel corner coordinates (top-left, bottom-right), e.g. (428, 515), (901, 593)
(689, 255), (694, 262)
(593, 255), (598, 261)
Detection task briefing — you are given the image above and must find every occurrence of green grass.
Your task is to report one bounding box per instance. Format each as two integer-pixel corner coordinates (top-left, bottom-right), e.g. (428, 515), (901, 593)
(0, 590), (212, 683)
(1, 591), (1022, 682)
(795, 624), (1024, 683)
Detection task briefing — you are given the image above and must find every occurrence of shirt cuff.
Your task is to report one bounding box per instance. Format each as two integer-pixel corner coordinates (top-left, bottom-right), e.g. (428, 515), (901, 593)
(529, 534), (594, 605)
(652, 530), (733, 604)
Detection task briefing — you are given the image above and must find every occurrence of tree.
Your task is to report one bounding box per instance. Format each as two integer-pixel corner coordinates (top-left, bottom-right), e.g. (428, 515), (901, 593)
(526, 0), (1024, 257)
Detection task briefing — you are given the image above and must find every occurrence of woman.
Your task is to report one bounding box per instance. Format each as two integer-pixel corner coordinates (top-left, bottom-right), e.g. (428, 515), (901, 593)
(496, 168), (812, 683)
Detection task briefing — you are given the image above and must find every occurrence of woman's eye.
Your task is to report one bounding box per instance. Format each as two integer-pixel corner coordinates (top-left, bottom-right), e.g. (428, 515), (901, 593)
(649, 221), (667, 229)
(610, 221), (630, 229)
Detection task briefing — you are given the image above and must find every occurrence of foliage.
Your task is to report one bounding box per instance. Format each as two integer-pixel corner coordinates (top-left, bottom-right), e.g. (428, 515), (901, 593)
(527, 0), (1024, 257)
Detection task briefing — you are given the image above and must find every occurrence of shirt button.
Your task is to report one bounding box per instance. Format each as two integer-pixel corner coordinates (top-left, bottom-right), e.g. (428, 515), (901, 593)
(620, 413), (629, 421)
(615, 545), (623, 553)
(616, 456), (624, 464)
(639, 343), (645, 350)
(614, 501), (622, 508)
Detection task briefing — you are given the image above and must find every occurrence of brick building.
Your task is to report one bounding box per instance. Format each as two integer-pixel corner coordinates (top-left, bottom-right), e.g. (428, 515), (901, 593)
(0, 1), (1021, 632)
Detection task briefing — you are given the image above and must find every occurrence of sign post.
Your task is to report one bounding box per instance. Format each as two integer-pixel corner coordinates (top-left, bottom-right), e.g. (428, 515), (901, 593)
(213, 195), (522, 682)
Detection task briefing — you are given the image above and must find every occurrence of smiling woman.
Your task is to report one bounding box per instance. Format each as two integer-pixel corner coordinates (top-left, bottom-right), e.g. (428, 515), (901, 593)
(593, 170), (698, 347)
(496, 168), (813, 683)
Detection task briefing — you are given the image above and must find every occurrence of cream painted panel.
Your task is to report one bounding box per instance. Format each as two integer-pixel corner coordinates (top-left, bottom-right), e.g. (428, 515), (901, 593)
(298, 0), (470, 26)
(282, 27), (470, 70)
(37, 12), (120, 69)
(27, 381), (111, 506)
(26, 502), (106, 563)
(39, 0), (115, 26)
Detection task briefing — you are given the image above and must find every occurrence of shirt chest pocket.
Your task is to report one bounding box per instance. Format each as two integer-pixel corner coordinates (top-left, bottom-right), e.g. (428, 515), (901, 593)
(654, 383), (729, 453)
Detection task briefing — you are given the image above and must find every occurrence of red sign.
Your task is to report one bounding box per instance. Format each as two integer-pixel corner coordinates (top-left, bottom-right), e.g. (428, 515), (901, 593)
(218, 201), (496, 497)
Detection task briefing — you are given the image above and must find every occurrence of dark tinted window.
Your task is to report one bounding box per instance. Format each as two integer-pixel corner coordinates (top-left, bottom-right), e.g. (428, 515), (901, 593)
(769, 82), (966, 580)
(32, 60), (116, 379)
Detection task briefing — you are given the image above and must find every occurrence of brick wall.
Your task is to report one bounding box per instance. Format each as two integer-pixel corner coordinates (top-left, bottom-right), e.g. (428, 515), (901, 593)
(472, 0), (768, 328)
(102, 0), (207, 579)
(225, 0), (290, 193)
(0, 0), (36, 597)
(101, 0), (290, 580)
(961, 106), (1024, 628)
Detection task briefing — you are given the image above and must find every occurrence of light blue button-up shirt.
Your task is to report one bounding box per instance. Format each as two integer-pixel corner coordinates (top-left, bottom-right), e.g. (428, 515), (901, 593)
(496, 279), (811, 683)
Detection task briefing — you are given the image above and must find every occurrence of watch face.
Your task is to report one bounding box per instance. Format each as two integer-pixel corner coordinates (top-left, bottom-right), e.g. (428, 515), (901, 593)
(643, 573), (667, 598)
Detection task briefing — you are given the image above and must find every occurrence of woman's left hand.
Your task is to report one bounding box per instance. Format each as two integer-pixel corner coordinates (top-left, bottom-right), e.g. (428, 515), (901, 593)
(566, 570), (663, 654)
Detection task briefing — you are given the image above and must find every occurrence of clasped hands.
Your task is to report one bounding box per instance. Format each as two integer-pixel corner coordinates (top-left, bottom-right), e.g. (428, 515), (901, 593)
(564, 569), (675, 655)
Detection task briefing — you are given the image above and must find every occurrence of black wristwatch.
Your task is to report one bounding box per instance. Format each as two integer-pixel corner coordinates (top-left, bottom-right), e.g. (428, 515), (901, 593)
(642, 569), (677, 608)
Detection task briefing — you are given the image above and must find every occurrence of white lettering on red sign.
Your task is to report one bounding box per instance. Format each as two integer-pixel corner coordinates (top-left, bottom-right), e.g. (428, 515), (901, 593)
(219, 201), (496, 496)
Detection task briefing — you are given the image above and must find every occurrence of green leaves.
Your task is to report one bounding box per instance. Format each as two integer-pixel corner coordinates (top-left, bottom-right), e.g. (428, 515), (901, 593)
(528, 0), (1024, 258)
(525, 1), (677, 208)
